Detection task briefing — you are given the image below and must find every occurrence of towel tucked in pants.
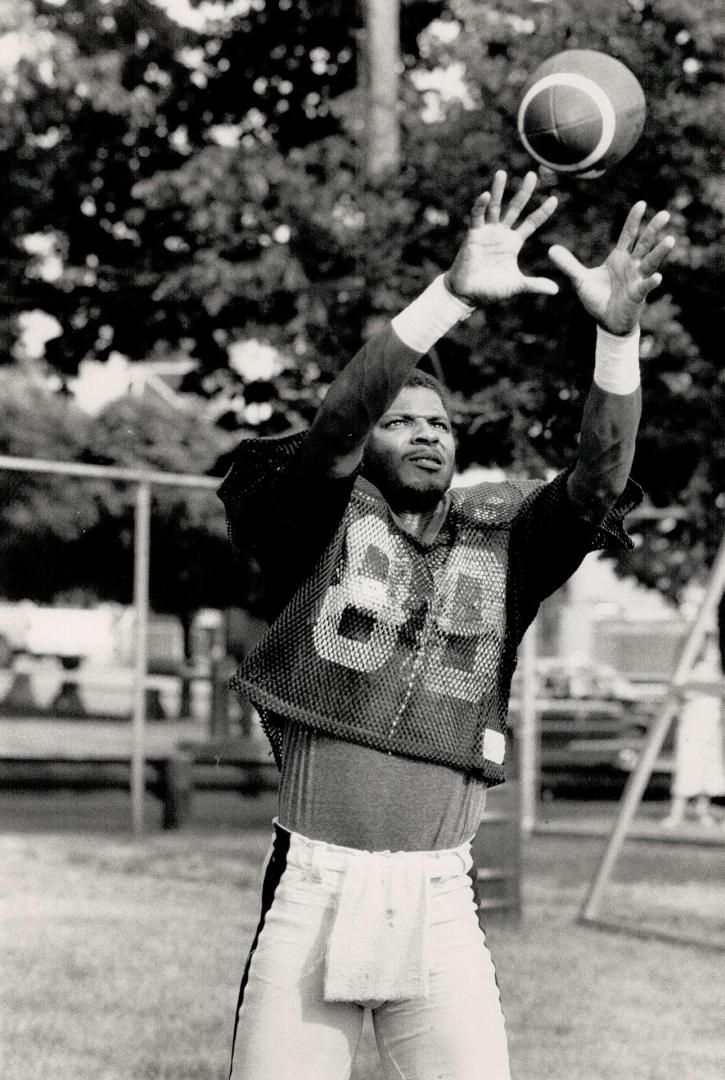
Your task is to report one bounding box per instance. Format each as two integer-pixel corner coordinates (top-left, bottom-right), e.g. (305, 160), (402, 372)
(229, 822), (511, 1080)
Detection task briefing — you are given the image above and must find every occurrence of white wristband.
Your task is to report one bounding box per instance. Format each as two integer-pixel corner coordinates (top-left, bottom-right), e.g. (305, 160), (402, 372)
(593, 326), (641, 395)
(391, 274), (475, 353)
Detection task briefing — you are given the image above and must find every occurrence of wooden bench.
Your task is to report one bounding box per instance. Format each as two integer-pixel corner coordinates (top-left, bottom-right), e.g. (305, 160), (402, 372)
(0, 653), (215, 722)
(0, 717), (206, 829)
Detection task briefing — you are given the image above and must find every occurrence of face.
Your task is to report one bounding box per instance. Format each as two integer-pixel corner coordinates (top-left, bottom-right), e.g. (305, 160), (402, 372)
(362, 386), (456, 510)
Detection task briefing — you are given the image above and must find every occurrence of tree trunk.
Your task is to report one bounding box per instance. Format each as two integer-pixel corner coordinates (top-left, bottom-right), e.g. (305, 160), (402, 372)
(362, 0), (401, 182)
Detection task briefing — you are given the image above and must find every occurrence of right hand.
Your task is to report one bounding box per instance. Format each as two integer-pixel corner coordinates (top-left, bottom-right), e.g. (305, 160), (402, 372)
(444, 170), (559, 305)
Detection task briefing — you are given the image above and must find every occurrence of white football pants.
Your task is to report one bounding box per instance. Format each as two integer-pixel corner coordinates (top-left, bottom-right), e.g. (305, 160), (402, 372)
(229, 823), (512, 1080)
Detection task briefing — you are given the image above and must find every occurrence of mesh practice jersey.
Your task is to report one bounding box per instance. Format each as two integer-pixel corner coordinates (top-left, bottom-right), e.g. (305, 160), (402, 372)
(220, 432), (641, 786)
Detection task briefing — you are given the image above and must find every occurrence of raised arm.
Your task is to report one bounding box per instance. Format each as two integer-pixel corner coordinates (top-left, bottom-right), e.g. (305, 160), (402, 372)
(549, 202), (676, 522)
(293, 171), (558, 478)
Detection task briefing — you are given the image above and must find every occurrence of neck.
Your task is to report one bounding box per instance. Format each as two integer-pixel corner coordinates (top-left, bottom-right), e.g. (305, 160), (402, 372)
(388, 493), (450, 540)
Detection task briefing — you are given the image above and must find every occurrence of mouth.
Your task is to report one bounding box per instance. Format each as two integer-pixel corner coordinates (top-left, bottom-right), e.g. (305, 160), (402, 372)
(405, 452), (444, 471)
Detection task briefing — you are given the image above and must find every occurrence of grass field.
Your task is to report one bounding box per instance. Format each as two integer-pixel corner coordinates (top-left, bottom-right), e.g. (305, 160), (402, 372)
(1, 788), (724, 1080)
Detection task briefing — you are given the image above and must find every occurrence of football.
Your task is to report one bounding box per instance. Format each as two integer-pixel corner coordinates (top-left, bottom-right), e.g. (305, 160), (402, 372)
(517, 50), (646, 177)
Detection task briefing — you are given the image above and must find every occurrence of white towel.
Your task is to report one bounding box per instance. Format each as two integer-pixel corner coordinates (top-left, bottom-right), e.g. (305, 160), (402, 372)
(324, 852), (430, 1003)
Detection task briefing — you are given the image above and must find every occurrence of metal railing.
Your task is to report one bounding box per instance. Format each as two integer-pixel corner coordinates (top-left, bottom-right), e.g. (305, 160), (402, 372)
(0, 454), (219, 835)
(0, 452), (543, 877)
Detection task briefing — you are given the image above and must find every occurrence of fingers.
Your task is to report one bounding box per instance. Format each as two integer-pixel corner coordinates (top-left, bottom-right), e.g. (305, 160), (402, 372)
(639, 234), (676, 275)
(616, 201), (647, 251)
(521, 275), (559, 297)
(470, 191), (491, 228)
(500, 170), (537, 227)
(486, 169), (508, 223)
(632, 210), (673, 260)
(547, 245), (587, 288)
(469, 169), (558, 235)
(618, 203), (676, 267)
(617, 204), (675, 296)
(632, 272), (663, 303)
(516, 194), (558, 241)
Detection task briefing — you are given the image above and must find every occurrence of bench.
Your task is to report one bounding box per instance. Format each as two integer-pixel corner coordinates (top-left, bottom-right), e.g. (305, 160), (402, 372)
(0, 654), (215, 721)
(0, 717), (206, 829)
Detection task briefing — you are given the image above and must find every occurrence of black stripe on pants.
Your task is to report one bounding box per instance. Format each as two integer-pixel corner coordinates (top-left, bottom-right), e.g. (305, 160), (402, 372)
(228, 824), (291, 1079)
(468, 856), (504, 1001)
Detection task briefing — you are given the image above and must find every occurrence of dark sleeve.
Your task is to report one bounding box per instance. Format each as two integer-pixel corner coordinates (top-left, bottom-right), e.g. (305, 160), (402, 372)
(508, 469), (643, 644)
(217, 431), (357, 618)
(566, 383), (642, 526)
(293, 324), (423, 477)
(216, 321), (425, 611)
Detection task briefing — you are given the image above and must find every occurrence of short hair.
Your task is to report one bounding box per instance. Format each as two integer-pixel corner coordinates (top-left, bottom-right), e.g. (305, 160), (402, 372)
(400, 368), (452, 419)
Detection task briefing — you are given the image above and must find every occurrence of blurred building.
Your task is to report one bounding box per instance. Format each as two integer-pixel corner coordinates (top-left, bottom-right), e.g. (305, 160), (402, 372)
(555, 554), (685, 688)
(69, 353), (197, 414)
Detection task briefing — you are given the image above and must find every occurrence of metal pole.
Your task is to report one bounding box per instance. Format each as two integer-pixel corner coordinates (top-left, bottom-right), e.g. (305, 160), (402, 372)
(0, 453), (219, 490)
(519, 619), (539, 833)
(131, 480), (152, 837)
(580, 534), (725, 921)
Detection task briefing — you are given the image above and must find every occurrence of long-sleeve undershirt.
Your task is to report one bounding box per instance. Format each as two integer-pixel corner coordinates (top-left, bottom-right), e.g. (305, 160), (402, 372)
(293, 321), (642, 529)
(223, 311), (643, 852)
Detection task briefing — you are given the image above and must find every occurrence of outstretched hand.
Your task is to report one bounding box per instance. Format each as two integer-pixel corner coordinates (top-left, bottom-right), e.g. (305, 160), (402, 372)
(444, 170), (559, 304)
(548, 203), (676, 336)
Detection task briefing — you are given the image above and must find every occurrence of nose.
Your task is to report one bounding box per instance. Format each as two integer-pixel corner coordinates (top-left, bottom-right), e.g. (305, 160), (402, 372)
(411, 420), (440, 443)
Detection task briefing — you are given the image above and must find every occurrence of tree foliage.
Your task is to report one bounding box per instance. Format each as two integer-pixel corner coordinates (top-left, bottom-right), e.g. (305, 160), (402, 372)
(0, 370), (256, 617)
(1, 0), (723, 602)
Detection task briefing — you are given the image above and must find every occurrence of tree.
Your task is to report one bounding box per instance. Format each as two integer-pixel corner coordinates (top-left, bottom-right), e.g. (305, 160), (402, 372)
(0, 0), (206, 371)
(0, 370), (257, 626)
(363, 0), (402, 181)
(411, 0), (724, 598)
(0, 367), (100, 601)
(2, 0), (722, 603)
(1, 0), (448, 375)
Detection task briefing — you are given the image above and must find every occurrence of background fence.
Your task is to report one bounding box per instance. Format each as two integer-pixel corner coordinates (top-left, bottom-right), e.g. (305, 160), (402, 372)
(0, 452), (542, 918)
(0, 454), (221, 833)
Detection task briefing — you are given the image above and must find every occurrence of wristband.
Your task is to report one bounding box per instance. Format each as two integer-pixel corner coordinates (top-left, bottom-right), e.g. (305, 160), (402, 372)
(593, 326), (641, 395)
(391, 274), (475, 353)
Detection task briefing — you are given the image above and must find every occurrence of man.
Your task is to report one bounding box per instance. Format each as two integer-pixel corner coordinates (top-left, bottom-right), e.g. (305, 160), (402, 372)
(219, 171), (674, 1080)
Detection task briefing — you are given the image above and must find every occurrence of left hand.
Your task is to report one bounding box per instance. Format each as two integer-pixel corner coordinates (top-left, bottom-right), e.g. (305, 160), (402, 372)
(548, 202), (676, 336)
